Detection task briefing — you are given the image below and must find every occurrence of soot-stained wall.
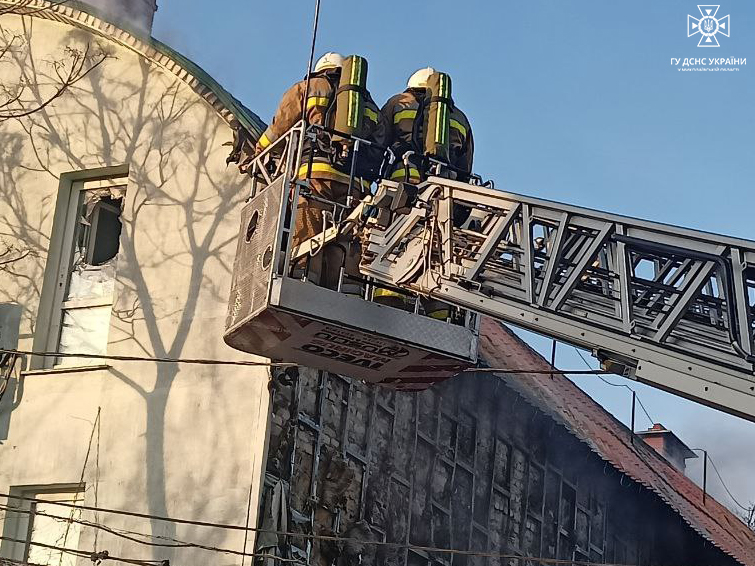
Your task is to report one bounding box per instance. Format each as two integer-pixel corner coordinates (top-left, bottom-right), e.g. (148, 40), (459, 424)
(258, 368), (737, 566)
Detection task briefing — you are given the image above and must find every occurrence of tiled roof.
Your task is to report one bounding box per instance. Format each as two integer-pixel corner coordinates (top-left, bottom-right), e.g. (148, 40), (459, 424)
(479, 318), (755, 566)
(0, 0), (267, 139)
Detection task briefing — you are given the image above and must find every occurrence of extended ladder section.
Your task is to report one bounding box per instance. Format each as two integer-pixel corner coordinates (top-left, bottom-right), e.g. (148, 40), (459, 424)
(360, 178), (755, 421)
(224, 122), (755, 420)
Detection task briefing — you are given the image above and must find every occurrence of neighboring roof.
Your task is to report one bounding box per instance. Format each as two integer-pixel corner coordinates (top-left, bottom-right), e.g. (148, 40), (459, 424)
(479, 318), (755, 566)
(0, 0), (266, 139)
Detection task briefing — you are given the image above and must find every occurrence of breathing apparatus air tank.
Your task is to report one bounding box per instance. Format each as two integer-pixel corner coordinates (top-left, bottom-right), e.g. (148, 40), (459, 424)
(423, 71), (452, 161)
(333, 55), (368, 139)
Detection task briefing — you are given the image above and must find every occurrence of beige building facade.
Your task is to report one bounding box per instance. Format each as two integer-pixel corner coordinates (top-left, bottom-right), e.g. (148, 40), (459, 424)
(0, 2), (271, 564)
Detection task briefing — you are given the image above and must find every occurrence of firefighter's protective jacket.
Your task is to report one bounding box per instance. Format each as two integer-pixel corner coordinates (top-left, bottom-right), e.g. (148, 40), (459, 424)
(380, 88), (474, 183)
(255, 71), (387, 187)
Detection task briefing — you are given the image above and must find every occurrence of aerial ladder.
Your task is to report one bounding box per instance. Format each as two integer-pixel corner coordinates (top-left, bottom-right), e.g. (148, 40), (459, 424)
(224, 122), (755, 423)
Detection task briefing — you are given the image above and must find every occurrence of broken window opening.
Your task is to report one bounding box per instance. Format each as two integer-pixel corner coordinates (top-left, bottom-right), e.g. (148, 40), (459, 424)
(81, 195), (123, 265)
(43, 178), (127, 367)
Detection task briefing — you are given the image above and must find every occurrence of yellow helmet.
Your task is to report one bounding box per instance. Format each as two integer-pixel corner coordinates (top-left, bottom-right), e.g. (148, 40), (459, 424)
(407, 66), (437, 88)
(314, 52), (345, 72)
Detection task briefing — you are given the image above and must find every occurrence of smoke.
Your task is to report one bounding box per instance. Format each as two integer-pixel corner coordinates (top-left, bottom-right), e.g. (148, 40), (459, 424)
(82, 0), (157, 35)
(684, 418), (755, 519)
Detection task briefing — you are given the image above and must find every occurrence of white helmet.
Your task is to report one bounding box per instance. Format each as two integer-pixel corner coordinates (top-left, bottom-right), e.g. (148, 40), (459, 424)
(407, 66), (436, 88)
(314, 52), (345, 72)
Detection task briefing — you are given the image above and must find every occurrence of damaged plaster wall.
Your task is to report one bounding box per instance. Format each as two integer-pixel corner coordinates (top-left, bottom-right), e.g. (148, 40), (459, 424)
(262, 369), (739, 566)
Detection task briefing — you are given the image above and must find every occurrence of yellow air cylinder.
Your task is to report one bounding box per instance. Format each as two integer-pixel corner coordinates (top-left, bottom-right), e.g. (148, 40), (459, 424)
(423, 72), (452, 161)
(334, 55), (368, 138)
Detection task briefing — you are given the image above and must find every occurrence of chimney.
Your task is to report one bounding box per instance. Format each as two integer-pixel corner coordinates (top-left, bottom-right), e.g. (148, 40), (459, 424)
(82, 0), (158, 34)
(637, 423), (697, 474)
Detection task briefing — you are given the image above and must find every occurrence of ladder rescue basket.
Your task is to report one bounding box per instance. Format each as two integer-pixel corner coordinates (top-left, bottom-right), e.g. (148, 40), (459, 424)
(223, 176), (478, 391)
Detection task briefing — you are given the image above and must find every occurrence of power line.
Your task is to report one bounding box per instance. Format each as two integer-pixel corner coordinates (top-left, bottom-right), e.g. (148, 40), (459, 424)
(2, 493), (747, 566)
(569, 351), (750, 514)
(572, 347), (656, 425)
(299, 0), (321, 124)
(707, 456), (750, 512)
(570, 351), (750, 515)
(0, 514), (692, 566)
(1, 348), (614, 376)
(0, 494), (660, 563)
(0, 535), (163, 566)
(0, 348), (293, 368)
(0, 504), (297, 562)
(465, 367), (612, 375)
(0, 492), (248, 533)
(690, 449), (750, 512)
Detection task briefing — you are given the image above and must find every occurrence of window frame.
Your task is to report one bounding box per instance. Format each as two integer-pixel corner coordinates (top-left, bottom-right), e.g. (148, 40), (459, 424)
(33, 171), (128, 370)
(0, 484), (84, 564)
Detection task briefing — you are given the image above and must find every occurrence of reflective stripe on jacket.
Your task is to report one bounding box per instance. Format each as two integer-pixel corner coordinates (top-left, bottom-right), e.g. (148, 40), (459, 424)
(380, 89), (474, 183)
(256, 72), (388, 184)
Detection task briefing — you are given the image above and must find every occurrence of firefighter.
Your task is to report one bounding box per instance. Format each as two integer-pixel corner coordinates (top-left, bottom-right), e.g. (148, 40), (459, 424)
(254, 52), (387, 290)
(380, 67), (474, 185)
(376, 68), (475, 318)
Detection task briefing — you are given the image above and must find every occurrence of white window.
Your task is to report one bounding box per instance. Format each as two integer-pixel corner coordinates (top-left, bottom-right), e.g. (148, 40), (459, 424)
(1, 486), (84, 566)
(44, 178), (126, 367)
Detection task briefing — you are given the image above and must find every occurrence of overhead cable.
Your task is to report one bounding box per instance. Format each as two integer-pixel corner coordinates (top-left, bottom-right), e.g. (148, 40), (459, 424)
(690, 449), (750, 512)
(0, 519), (691, 566)
(0, 348), (294, 368)
(0, 348), (614, 376)
(0, 503), (292, 560)
(3, 492), (749, 566)
(0, 535), (164, 566)
(572, 347), (656, 425)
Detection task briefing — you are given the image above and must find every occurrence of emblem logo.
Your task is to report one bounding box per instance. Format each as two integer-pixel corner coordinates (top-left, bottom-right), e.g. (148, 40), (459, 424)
(688, 5), (730, 47)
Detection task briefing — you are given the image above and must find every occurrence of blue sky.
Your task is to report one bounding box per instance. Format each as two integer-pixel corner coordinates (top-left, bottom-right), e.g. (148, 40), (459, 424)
(153, 0), (755, 512)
